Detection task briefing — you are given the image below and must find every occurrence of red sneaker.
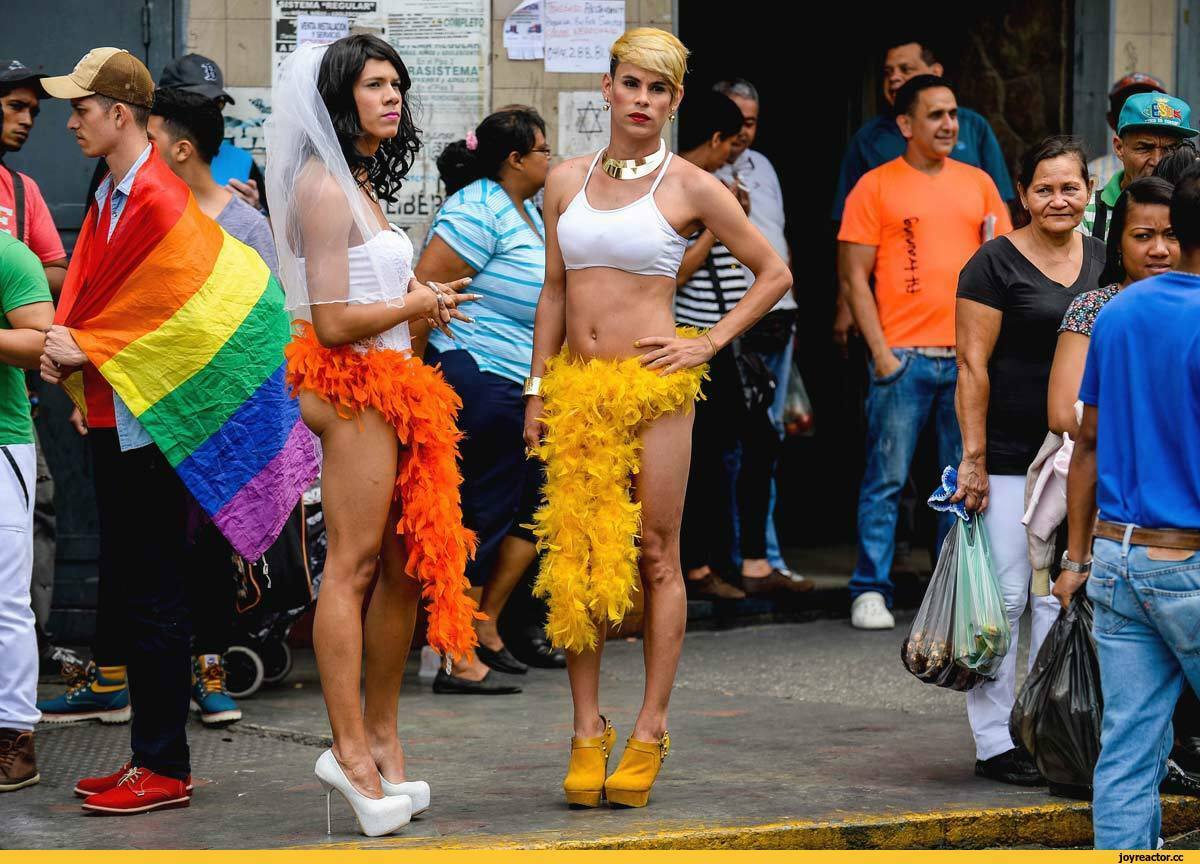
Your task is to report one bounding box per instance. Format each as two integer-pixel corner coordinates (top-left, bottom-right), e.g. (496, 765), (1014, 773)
(80, 766), (191, 815)
(75, 762), (192, 798)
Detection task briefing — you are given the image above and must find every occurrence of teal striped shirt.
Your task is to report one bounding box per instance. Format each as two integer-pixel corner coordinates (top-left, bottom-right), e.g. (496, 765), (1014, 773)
(428, 178), (545, 384)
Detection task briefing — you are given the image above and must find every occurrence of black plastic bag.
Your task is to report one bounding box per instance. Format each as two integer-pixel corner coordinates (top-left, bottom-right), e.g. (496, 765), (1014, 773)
(901, 525), (988, 691)
(1010, 596), (1103, 788)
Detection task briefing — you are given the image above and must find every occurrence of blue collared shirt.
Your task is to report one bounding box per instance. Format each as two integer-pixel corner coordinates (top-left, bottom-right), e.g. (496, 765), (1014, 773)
(95, 144), (154, 452)
(832, 107), (1015, 221)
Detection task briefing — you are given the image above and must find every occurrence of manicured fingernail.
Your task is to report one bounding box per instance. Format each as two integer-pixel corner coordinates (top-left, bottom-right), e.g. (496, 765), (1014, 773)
(634, 341), (641, 347)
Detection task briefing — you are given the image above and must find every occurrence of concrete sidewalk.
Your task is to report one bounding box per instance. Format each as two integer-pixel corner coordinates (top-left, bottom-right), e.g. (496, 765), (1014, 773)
(5, 617), (1199, 850)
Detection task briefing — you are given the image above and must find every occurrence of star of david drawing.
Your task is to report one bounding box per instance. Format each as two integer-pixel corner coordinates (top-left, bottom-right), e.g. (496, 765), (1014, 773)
(576, 101), (604, 135)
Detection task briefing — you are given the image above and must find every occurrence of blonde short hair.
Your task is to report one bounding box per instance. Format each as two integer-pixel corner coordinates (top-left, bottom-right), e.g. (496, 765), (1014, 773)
(610, 28), (689, 94)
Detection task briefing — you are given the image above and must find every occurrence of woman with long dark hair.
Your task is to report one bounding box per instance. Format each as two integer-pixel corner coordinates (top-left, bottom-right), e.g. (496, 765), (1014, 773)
(266, 34), (479, 836)
(1047, 176), (1177, 438)
(413, 107), (560, 692)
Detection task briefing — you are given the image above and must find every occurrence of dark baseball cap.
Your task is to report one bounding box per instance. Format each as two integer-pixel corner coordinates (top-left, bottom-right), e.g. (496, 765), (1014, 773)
(0, 59), (49, 97)
(159, 54), (234, 104)
(1107, 71), (1168, 124)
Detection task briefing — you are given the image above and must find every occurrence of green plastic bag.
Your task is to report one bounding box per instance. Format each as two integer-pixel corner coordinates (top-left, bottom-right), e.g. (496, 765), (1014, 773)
(952, 513), (1011, 678)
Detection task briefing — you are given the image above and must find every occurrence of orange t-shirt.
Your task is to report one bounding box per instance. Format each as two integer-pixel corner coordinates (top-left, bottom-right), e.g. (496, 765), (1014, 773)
(838, 157), (1012, 348)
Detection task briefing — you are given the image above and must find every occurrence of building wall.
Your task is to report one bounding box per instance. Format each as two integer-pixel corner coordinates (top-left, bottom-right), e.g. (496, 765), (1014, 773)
(1112, 0), (1177, 89)
(186, 0), (674, 156)
(489, 0), (672, 154)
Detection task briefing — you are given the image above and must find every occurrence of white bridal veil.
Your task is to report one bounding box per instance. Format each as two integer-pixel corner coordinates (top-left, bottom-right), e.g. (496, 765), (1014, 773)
(265, 43), (404, 312)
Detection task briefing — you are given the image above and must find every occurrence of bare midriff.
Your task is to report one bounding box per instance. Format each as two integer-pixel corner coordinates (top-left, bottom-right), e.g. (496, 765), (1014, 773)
(563, 267), (679, 361)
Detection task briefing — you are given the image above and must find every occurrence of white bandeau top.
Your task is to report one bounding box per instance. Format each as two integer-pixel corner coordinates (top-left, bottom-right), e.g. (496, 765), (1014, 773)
(557, 149), (687, 279)
(300, 224), (413, 353)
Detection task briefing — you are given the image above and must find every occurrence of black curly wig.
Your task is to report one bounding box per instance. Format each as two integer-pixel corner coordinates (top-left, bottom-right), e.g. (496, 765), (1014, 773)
(317, 33), (421, 203)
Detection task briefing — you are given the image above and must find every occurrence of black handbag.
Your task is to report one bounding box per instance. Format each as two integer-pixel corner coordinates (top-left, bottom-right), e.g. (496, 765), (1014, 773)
(707, 254), (775, 414)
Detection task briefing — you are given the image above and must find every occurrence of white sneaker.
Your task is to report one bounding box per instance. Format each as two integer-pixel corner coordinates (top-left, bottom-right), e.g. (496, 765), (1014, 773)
(418, 646), (441, 680)
(850, 592), (895, 630)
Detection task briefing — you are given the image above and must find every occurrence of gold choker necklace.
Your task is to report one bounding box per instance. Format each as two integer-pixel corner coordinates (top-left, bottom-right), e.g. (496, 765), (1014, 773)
(602, 139), (667, 180)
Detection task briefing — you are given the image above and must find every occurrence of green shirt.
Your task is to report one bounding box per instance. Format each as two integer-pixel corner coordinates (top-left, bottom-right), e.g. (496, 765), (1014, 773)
(1079, 170), (1125, 239)
(0, 233), (52, 445)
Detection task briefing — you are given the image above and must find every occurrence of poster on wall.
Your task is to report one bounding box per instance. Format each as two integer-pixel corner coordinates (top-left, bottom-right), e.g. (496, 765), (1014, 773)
(271, 0), (490, 240)
(222, 87), (271, 168)
(503, 0), (543, 59)
(557, 90), (609, 160)
(296, 14), (350, 46)
(543, 0), (623, 73)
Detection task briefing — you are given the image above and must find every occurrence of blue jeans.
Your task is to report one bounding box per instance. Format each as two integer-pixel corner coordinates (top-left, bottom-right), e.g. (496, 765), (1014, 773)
(729, 338), (794, 570)
(848, 350), (961, 606)
(763, 338), (794, 569)
(1089, 534), (1200, 850)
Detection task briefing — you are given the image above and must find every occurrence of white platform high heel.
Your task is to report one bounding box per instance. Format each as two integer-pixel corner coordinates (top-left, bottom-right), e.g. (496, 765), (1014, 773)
(315, 750), (412, 837)
(380, 776), (431, 816)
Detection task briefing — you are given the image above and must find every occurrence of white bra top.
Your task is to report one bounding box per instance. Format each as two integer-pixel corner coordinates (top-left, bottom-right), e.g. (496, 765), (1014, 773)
(557, 149), (687, 279)
(299, 224), (413, 353)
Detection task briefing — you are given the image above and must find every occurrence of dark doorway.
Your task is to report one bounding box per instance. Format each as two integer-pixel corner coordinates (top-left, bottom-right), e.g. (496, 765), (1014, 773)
(680, 2), (1072, 556)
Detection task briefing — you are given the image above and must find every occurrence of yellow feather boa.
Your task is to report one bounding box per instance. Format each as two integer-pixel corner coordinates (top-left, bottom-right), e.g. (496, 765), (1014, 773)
(530, 332), (707, 652)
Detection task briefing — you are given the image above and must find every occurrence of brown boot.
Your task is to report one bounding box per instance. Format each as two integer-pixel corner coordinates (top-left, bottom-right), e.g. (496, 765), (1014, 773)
(0, 728), (39, 792)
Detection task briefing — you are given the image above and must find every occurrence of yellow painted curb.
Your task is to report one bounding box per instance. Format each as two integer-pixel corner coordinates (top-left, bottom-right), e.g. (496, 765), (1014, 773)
(293, 796), (1200, 851)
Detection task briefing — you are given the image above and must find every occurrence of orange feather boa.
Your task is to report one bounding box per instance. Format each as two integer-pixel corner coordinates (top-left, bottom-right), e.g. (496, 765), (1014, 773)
(285, 323), (481, 661)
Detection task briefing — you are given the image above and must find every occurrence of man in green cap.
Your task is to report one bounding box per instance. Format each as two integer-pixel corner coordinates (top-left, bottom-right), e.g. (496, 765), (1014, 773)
(1082, 91), (1199, 239)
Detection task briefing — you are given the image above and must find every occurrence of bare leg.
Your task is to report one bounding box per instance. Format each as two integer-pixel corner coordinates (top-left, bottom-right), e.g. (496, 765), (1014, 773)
(365, 494), (422, 783)
(567, 628), (608, 739)
(631, 407), (694, 742)
(477, 536), (537, 650)
(302, 391), (397, 799)
(451, 536), (537, 679)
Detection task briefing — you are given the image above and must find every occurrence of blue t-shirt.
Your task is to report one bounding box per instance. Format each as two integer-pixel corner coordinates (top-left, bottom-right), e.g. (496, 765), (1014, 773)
(427, 178), (545, 384)
(1079, 271), (1200, 528)
(211, 140), (253, 186)
(832, 107), (1014, 220)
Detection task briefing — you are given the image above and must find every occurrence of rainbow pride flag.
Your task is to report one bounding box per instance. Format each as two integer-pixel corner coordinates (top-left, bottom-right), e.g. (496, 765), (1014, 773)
(56, 149), (318, 560)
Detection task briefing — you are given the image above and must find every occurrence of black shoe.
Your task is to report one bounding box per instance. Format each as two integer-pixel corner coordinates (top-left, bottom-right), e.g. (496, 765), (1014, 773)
(476, 644), (528, 675)
(432, 669), (522, 695)
(1173, 739), (1200, 775)
(1162, 759), (1200, 796)
(512, 631), (568, 669)
(975, 748), (1047, 786)
(1047, 781), (1093, 801)
(38, 644), (86, 681)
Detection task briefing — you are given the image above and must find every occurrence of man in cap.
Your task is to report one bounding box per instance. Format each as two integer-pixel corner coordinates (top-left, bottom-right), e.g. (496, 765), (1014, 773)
(0, 61), (67, 295)
(158, 53), (266, 212)
(1088, 72), (1168, 193)
(1081, 91), (1199, 240)
(38, 47), (194, 815)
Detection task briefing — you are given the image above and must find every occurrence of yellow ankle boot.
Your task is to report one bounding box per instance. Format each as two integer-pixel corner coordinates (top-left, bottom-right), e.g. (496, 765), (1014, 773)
(604, 732), (670, 808)
(563, 716), (616, 807)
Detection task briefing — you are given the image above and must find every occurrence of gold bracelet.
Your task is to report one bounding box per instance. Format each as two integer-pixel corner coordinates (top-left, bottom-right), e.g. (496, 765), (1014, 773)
(522, 376), (543, 398)
(704, 333), (717, 355)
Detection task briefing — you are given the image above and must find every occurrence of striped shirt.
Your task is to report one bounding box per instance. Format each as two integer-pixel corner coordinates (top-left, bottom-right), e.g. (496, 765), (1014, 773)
(674, 235), (748, 328)
(1079, 170), (1124, 239)
(427, 178), (545, 384)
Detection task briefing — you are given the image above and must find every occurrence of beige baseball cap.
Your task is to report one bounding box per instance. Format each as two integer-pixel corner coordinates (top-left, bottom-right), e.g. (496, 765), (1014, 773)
(42, 48), (154, 108)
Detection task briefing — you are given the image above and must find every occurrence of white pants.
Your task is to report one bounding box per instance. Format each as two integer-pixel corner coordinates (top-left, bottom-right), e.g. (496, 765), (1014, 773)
(965, 474), (1059, 760)
(0, 443), (39, 731)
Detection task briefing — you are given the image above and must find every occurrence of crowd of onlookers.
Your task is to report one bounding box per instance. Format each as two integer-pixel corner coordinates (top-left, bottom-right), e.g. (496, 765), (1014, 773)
(833, 36), (1200, 849)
